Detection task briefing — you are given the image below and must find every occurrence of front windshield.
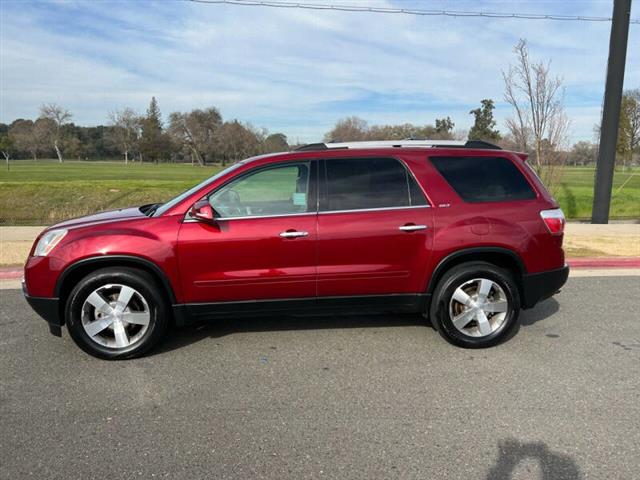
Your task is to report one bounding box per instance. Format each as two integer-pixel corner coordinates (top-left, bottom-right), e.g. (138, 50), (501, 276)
(152, 161), (246, 216)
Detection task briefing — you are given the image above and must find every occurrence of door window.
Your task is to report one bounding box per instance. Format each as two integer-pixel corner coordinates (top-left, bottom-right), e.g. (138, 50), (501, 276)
(210, 162), (312, 218)
(322, 157), (426, 211)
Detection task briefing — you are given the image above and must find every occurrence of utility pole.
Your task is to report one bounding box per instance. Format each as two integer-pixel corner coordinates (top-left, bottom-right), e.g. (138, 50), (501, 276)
(592, 0), (631, 224)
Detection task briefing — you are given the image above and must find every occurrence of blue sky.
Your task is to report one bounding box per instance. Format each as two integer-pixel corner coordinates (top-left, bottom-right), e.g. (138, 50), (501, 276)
(1, 0), (639, 144)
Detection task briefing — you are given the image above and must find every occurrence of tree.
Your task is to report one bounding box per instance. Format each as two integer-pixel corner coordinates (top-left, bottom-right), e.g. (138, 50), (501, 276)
(616, 89), (640, 170)
(569, 141), (598, 166)
(39, 103), (72, 162)
(168, 107), (222, 166)
(108, 108), (140, 164)
(503, 39), (569, 190)
(8, 119), (39, 160)
(0, 133), (14, 170)
(139, 97), (171, 163)
(435, 117), (455, 136)
(216, 120), (261, 165)
(324, 116), (368, 142)
(468, 99), (501, 142)
(263, 133), (289, 153)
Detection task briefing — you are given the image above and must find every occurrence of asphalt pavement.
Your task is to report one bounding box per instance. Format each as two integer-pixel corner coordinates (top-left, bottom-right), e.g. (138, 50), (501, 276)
(1, 276), (639, 479)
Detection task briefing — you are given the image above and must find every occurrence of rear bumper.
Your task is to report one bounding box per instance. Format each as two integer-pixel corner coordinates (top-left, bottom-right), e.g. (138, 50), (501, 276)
(23, 281), (62, 337)
(521, 265), (569, 309)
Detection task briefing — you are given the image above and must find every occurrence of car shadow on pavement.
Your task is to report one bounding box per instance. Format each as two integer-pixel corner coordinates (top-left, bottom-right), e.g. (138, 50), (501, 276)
(520, 298), (560, 326)
(155, 313), (428, 355)
(486, 438), (582, 479)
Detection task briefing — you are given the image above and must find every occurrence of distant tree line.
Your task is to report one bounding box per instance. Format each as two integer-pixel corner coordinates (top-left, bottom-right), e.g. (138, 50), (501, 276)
(0, 97), (291, 165)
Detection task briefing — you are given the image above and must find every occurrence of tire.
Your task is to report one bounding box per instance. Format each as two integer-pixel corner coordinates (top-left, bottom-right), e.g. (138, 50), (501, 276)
(429, 261), (521, 348)
(65, 267), (169, 359)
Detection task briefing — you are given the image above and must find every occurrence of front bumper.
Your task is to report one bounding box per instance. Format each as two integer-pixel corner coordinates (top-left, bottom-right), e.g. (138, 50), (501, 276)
(22, 281), (62, 337)
(521, 265), (569, 309)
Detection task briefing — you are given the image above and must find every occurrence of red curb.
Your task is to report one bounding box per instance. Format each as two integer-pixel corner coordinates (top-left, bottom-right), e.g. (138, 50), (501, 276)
(566, 257), (640, 268)
(0, 269), (22, 279)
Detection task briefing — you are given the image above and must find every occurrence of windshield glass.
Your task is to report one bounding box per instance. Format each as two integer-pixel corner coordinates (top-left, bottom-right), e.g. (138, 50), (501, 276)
(152, 162), (247, 216)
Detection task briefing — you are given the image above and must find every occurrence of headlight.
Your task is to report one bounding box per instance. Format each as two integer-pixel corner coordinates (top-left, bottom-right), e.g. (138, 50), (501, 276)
(33, 229), (68, 257)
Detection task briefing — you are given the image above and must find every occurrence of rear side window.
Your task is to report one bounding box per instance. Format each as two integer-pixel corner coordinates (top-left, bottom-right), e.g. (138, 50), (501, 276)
(322, 157), (427, 211)
(430, 156), (536, 202)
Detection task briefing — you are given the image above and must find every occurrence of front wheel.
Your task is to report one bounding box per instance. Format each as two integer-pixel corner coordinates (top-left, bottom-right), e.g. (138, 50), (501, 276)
(429, 262), (521, 348)
(65, 267), (169, 359)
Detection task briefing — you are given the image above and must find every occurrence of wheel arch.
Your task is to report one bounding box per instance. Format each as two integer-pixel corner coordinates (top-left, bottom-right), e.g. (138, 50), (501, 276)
(55, 255), (178, 324)
(426, 247), (526, 297)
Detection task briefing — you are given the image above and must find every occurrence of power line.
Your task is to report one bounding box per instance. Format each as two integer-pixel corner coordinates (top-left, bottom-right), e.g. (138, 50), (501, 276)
(187, 0), (640, 24)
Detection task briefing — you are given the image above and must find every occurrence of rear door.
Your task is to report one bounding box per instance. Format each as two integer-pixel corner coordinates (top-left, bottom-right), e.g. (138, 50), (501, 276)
(317, 157), (433, 297)
(177, 160), (318, 304)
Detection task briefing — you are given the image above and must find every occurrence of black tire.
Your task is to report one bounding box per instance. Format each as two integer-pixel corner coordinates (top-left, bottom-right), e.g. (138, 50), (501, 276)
(65, 267), (169, 359)
(429, 261), (521, 348)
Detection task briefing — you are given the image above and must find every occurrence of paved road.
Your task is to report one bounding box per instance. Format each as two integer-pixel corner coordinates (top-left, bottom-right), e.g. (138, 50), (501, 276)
(1, 276), (639, 480)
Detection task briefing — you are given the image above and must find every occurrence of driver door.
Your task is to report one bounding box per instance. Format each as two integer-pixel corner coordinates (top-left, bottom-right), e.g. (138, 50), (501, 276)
(177, 160), (318, 305)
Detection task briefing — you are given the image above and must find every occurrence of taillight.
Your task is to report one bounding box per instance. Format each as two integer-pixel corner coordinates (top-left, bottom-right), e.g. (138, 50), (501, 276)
(540, 208), (565, 235)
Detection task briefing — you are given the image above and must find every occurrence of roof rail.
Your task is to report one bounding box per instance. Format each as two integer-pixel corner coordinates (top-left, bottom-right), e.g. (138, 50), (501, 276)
(295, 139), (501, 151)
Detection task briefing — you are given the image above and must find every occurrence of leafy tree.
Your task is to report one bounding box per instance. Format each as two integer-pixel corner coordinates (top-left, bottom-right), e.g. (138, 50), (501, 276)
(435, 117), (455, 136)
(8, 119), (39, 160)
(39, 103), (72, 162)
(139, 97), (171, 163)
(468, 99), (501, 142)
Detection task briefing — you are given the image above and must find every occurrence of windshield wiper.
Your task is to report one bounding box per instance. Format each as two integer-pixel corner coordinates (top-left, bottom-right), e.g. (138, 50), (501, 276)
(141, 203), (162, 217)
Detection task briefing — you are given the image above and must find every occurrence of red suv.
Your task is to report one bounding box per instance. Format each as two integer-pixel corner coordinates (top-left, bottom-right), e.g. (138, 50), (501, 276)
(23, 140), (568, 359)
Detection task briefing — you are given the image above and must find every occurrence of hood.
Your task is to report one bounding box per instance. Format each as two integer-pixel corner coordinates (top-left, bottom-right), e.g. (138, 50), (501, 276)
(51, 207), (146, 230)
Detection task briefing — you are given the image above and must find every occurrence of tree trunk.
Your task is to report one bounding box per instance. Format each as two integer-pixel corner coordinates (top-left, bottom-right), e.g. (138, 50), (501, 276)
(3, 152), (9, 171)
(54, 140), (63, 163)
(124, 150), (129, 165)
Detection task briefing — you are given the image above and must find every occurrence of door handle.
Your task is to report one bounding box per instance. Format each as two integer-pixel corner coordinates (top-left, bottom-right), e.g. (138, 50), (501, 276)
(399, 224), (428, 232)
(279, 230), (309, 238)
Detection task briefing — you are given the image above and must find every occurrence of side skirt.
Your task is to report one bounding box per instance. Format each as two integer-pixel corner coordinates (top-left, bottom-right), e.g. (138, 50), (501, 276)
(172, 294), (431, 326)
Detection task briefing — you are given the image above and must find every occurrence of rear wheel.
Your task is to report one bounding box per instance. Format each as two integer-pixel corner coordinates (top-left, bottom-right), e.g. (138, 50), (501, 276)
(65, 267), (169, 359)
(429, 262), (520, 348)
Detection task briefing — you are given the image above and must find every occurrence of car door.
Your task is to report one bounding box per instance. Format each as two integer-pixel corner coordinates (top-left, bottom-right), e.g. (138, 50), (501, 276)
(317, 157), (433, 297)
(177, 160), (318, 304)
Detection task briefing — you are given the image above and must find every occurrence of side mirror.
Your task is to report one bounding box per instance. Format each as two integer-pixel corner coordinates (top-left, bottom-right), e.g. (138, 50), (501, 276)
(190, 200), (215, 223)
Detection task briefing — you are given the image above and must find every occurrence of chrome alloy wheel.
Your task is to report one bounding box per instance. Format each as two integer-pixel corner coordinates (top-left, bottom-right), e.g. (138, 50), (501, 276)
(448, 278), (509, 337)
(81, 284), (151, 349)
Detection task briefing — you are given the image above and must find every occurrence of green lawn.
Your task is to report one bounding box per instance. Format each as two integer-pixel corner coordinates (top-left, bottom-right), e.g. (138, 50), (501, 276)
(0, 160), (638, 225)
(0, 161), (223, 225)
(554, 167), (640, 220)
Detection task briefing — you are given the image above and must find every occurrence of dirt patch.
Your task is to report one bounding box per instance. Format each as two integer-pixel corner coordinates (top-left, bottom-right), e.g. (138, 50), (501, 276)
(564, 234), (640, 257)
(0, 241), (31, 266)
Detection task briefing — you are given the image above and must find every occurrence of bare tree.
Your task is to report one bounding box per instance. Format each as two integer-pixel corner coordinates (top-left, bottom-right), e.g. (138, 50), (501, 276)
(503, 39), (569, 190)
(108, 108), (139, 164)
(324, 116), (368, 142)
(168, 108), (222, 166)
(39, 103), (72, 163)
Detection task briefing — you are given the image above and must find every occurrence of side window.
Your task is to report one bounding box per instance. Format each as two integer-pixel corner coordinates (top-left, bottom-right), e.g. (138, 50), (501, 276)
(209, 162), (312, 217)
(323, 157), (426, 211)
(430, 156), (536, 203)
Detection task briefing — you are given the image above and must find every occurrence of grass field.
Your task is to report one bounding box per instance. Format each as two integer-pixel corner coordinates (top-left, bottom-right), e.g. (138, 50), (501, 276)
(0, 160), (638, 225)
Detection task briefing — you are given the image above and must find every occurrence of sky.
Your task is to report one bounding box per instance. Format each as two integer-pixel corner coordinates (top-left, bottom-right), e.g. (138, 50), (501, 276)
(1, 0), (639, 144)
